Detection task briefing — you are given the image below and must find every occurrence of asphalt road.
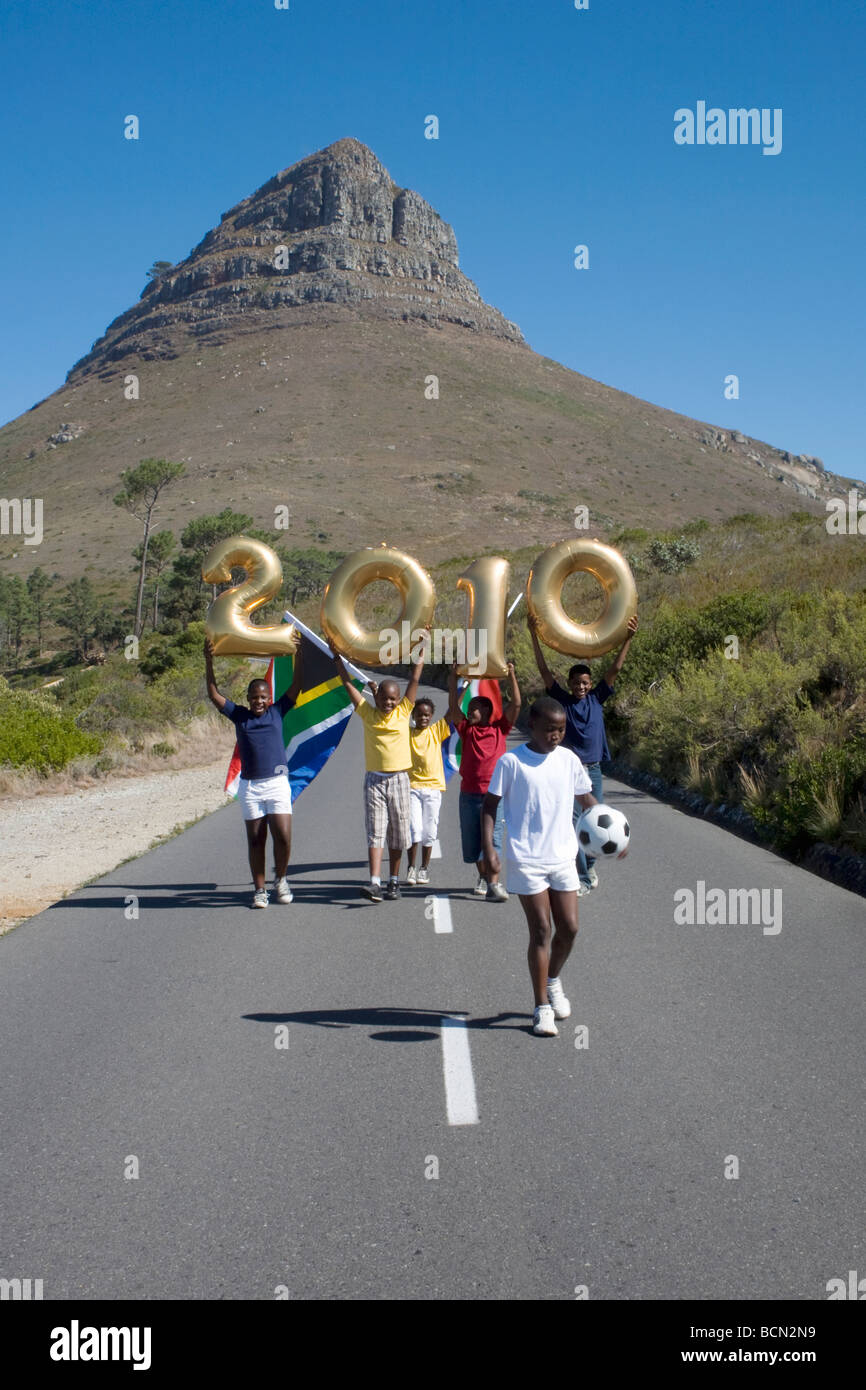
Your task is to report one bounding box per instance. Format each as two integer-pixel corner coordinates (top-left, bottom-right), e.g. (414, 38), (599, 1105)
(1, 690), (864, 1301)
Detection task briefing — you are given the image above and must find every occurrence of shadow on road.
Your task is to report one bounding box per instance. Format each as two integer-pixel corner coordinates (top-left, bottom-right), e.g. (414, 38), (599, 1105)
(48, 874), (383, 913)
(245, 1006), (532, 1039)
(52, 878), (500, 911)
(47, 884), (252, 912)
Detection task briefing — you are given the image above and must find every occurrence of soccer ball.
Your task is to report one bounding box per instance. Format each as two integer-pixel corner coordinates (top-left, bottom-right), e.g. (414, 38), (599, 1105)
(577, 804), (630, 859)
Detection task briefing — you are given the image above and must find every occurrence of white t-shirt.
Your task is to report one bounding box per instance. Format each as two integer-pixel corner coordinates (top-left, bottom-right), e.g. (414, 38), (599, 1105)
(487, 743), (592, 868)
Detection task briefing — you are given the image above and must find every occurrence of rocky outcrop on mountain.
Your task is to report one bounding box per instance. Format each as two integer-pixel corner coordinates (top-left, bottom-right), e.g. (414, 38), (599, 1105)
(68, 138), (523, 379)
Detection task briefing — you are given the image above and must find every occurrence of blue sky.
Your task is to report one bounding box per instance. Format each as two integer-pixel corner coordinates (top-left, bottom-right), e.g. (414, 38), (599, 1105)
(1, 0), (863, 477)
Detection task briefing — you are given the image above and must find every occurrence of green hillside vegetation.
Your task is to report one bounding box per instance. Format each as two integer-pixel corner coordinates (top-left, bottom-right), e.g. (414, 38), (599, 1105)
(0, 677), (102, 771)
(501, 513), (866, 858)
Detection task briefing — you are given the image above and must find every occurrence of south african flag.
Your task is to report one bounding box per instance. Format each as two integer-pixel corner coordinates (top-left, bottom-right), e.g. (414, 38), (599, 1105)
(225, 613), (367, 802)
(442, 677), (504, 782)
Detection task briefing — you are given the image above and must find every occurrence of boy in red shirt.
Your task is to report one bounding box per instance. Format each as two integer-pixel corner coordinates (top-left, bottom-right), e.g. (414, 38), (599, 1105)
(447, 662), (521, 901)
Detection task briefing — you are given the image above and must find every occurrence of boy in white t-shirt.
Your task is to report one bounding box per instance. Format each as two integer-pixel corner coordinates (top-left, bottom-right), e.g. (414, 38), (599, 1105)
(482, 696), (620, 1037)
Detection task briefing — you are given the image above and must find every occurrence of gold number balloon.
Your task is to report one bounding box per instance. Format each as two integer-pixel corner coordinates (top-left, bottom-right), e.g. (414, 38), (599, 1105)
(455, 556), (510, 677)
(526, 539), (637, 658)
(321, 545), (436, 665)
(202, 535), (299, 656)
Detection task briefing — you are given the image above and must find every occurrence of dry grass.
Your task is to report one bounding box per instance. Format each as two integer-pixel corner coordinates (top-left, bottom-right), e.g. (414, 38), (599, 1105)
(806, 779), (847, 843)
(738, 763), (768, 812)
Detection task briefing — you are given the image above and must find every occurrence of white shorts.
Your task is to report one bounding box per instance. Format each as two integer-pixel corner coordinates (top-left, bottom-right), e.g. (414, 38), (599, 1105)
(410, 787), (442, 846)
(239, 774), (292, 821)
(505, 859), (580, 897)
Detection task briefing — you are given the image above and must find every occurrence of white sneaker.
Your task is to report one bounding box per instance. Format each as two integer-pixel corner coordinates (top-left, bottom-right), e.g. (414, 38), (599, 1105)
(587, 866), (599, 889)
(547, 978), (571, 1019)
(486, 881), (509, 902)
(577, 883), (592, 897)
(274, 877), (293, 904)
(407, 866), (417, 885)
(417, 867), (429, 885)
(532, 1004), (558, 1037)
(252, 889), (269, 909)
(474, 876), (489, 896)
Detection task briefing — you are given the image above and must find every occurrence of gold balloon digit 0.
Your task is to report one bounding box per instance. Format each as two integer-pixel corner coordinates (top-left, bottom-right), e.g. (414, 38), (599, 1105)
(456, 556), (510, 677)
(321, 545), (435, 665)
(202, 535), (299, 656)
(526, 539), (637, 658)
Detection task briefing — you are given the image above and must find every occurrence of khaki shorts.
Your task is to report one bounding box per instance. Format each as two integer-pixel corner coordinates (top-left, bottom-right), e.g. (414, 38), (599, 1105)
(363, 770), (412, 849)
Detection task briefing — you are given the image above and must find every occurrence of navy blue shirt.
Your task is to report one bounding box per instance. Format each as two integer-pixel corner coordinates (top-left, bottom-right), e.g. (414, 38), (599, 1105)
(548, 679), (613, 763)
(222, 692), (294, 781)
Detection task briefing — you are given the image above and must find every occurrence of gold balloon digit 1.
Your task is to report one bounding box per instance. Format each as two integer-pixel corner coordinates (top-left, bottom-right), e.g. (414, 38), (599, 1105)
(321, 545), (436, 665)
(526, 539), (637, 659)
(202, 535), (299, 656)
(455, 556), (510, 677)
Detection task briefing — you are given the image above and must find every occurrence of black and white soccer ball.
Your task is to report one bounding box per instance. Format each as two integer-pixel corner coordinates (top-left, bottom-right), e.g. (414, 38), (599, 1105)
(577, 804), (630, 859)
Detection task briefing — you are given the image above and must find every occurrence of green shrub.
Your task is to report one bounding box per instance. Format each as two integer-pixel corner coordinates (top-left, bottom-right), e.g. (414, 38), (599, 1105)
(0, 677), (103, 770)
(138, 637), (175, 681)
(625, 650), (814, 791)
(753, 741), (866, 850)
(139, 621), (207, 682)
(775, 590), (866, 695)
(646, 537), (701, 573)
(611, 590), (773, 700)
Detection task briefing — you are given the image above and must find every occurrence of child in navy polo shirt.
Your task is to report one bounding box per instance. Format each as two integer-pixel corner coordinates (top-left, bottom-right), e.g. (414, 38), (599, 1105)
(205, 638), (304, 908)
(528, 612), (638, 894)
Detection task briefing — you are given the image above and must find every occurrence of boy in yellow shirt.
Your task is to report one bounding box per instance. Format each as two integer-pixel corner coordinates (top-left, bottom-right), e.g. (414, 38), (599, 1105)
(406, 698), (450, 886)
(330, 641), (425, 902)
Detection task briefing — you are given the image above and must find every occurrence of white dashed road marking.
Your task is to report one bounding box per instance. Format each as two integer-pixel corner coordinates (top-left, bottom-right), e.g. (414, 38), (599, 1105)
(440, 1014), (479, 1125)
(431, 896), (453, 934)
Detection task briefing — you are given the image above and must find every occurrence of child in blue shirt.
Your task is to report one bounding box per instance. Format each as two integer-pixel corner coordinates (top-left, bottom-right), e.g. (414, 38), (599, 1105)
(205, 638), (304, 908)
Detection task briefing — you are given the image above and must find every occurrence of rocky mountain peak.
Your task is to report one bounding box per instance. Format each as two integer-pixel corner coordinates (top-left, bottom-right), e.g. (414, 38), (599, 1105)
(68, 138), (523, 379)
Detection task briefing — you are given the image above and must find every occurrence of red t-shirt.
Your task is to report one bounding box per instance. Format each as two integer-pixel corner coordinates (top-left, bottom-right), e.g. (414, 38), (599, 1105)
(456, 716), (512, 794)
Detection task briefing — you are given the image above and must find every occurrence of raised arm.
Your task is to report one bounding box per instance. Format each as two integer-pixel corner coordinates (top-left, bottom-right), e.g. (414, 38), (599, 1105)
(284, 637), (304, 705)
(503, 660), (521, 725)
(603, 614), (639, 688)
(527, 613), (555, 690)
(446, 663), (462, 725)
(403, 629), (428, 705)
(328, 641), (365, 708)
(204, 638), (228, 711)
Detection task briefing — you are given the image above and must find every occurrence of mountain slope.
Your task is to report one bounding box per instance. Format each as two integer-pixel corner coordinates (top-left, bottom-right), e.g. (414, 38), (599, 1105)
(0, 138), (837, 585)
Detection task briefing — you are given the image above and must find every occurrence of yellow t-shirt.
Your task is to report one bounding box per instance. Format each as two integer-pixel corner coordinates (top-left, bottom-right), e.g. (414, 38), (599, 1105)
(409, 718), (450, 790)
(355, 695), (413, 772)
